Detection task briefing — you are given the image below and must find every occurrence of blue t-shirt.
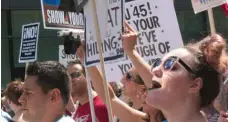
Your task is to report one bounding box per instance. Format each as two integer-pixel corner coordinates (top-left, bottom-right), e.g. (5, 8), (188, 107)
(56, 115), (74, 122)
(163, 120), (168, 122)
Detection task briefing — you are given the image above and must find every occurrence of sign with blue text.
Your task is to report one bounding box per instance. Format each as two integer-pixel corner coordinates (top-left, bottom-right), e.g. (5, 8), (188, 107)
(19, 23), (40, 63)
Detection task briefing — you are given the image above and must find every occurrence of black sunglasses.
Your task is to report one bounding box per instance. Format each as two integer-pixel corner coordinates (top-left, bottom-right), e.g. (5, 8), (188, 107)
(70, 72), (82, 79)
(151, 56), (196, 75)
(125, 72), (144, 85)
(125, 72), (135, 81)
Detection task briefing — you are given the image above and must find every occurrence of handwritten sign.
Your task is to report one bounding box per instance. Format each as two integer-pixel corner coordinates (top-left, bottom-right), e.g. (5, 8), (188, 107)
(84, 0), (124, 66)
(104, 0), (183, 82)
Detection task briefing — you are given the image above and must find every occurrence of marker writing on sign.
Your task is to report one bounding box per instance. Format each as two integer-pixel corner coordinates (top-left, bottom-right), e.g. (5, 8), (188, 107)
(23, 26), (38, 40)
(87, 32), (121, 57)
(125, 2), (153, 20)
(133, 16), (160, 32)
(108, 6), (120, 27)
(118, 57), (160, 75)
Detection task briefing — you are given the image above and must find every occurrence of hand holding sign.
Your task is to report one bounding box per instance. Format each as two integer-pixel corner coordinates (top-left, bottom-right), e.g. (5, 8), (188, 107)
(122, 22), (138, 54)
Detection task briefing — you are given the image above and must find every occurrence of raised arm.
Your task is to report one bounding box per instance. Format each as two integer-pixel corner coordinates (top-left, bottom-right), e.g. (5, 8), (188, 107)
(122, 22), (152, 87)
(76, 45), (148, 122)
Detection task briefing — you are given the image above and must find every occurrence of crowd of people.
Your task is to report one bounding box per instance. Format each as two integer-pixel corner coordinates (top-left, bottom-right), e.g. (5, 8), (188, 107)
(1, 23), (228, 122)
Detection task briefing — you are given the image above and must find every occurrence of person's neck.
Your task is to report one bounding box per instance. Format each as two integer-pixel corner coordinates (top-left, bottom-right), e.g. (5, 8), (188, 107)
(77, 90), (97, 105)
(149, 110), (160, 122)
(201, 105), (217, 113)
(131, 96), (142, 110)
(38, 105), (65, 122)
(12, 106), (24, 121)
(162, 100), (206, 122)
(12, 106), (21, 114)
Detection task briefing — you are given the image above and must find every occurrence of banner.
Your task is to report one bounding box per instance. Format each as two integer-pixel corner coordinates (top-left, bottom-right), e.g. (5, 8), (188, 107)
(59, 45), (78, 67)
(103, 0), (183, 82)
(40, 0), (84, 30)
(19, 23), (40, 63)
(84, 0), (125, 66)
(191, 0), (228, 14)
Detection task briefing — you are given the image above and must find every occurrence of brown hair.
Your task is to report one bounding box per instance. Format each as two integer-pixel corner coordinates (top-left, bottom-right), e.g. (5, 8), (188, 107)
(184, 34), (226, 108)
(4, 79), (24, 106)
(27, 61), (71, 105)
(198, 34), (227, 73)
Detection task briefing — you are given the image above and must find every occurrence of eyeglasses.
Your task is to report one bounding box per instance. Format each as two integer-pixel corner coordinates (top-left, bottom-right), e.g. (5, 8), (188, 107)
(125, 72), (144, 85)
(70, 72), (81, 79)
(125, 72), (135, 81)
(151, 56), (196, 75)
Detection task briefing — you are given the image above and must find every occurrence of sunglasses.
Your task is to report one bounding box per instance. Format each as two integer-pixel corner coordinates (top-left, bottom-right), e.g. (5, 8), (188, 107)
(151, 56), (196, 75)
(125, 72), (144, 85)
(70, 72), (82, 79)
(125, 72), (135, 81)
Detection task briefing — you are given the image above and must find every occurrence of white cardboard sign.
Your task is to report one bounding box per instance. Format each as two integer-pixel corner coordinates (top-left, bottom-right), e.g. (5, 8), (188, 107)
(104, 0), (184, 82)
(59, 45), (78, 67)
(191, 0), (228, 14)
(84, 0), (125, 67)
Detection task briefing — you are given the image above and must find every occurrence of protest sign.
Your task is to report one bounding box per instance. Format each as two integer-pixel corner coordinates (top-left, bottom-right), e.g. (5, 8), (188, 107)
(191, 0), (228, 14)
(40, 0), (84, 30)
(59, 45), (78, 67)
(103, 0), (184, 82)
(19, 23), (40, 63)
(84, 0), (125, 66)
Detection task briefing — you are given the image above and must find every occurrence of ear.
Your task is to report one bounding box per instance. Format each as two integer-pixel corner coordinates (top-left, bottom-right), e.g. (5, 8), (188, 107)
(188, 78), (203, 94)
(137, 85), (146, 96)
(7, 99), (11, 105)
(49, 88), (61, 103)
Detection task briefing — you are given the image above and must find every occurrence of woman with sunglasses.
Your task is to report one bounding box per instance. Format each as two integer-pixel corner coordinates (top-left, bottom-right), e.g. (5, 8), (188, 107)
(121, 69), (147, 111)
(77, 48), (166, 122)
(121, 22), (223, 122)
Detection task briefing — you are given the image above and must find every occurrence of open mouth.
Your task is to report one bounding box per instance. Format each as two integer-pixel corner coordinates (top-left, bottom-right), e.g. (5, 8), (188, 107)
(148, 80), (161, 90)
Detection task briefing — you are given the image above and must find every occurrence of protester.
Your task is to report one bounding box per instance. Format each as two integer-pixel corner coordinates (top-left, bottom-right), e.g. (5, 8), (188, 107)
(121, 22), (223, 122)
(18, 61), (74, 122)
(77, 22), (224, 122)
(1, 94), (14, 117)
(109, 82), (123, 99)
(77, 47), (166, 122)
(3, 80), (25, 122)
(1, 109), (14, 122)
(195, 34), (228, 122)
(120, 67), (146, 111)
(66, 60), (109, 122)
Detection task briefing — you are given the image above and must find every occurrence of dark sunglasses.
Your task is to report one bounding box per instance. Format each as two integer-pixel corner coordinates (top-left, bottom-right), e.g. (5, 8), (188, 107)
(70, 72), (82, 79)
(125, 72), (144, 85)
(125, 72), (135, 81)
(151, 56), (196, 75)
